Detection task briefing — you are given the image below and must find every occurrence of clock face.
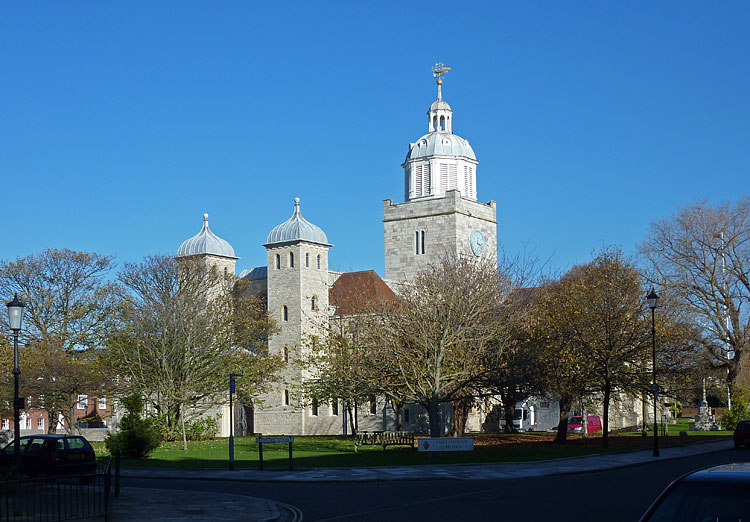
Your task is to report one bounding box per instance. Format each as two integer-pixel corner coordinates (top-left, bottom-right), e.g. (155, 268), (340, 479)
(470, 230), (485, 257)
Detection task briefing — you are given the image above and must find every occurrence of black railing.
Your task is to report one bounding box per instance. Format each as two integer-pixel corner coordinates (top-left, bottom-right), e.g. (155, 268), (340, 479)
(0, 453), (118, 522)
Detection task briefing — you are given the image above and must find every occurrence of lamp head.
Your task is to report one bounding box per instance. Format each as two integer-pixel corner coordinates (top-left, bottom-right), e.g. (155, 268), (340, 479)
(6, 293), (25, 331)
(646, 288), (659, 310)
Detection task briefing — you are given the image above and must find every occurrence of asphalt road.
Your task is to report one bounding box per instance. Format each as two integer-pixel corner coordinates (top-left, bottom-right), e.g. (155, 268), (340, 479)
(123, 449), (746, 522)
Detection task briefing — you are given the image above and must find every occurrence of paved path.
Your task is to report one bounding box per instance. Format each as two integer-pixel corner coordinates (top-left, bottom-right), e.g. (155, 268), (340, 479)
(107, 439), (733, 521)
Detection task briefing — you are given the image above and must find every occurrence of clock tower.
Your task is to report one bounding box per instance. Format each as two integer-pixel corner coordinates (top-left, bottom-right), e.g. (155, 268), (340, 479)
(384, 64), (497, 282)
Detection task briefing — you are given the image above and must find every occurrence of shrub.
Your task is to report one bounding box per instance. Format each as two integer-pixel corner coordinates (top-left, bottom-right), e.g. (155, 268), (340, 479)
(720, 387), (750, 431)
(105, 393), (160, 459)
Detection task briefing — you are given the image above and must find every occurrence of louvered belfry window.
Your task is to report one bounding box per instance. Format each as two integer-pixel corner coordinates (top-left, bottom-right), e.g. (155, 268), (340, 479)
(448, 164), (458, 191)
(440, 164), (448, 193)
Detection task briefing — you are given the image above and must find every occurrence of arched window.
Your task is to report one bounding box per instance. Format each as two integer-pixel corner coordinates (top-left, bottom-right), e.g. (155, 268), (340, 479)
(306, 253), (309, 267)
(290, 252), (294, 268)
(276, 254), (281, 269)
(440, 115), (445, 131)
(311, 398), (319, 416)
(282, 306), (288, 322)
(317, 254), (321, 269)
(369, 396), (377, 415)
(283, 347), (289, 362)
(331, 401), (338, 416)
(284, 389), (290, 406)
(311, 295), (317, 311)
(223, 267), (228, 278)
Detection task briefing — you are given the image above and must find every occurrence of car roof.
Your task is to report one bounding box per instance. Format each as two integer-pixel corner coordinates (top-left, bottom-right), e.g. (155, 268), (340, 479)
(17, 435), (84, 440)
(682, 463), (750, 484)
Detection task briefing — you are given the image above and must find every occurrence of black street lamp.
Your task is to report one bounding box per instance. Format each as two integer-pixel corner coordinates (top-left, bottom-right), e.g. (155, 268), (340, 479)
(6, 294), (25, 468)
(646, 288), (659, 457)
(228, 372), (243, 470)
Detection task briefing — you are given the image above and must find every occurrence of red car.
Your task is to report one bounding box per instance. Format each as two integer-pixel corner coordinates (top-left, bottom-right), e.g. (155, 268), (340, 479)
(734, 420), (750, 449)
(567, 415), (603, 433)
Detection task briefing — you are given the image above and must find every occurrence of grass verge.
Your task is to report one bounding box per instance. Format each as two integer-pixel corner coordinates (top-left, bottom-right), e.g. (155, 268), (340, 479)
(93, 428), (732, 470)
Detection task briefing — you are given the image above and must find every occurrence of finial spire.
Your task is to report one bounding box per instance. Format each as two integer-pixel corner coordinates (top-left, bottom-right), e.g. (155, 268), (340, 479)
(432, 62), (451, 100)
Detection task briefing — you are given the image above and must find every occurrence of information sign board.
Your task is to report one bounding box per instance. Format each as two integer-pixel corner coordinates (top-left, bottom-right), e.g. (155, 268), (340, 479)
(417, 437), (474, 452)
(256, 437), (294, 444)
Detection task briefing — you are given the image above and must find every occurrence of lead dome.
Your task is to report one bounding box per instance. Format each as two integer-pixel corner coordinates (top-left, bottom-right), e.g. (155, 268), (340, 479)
(265, 198), (331, 246)
(177, 213), (238, 259)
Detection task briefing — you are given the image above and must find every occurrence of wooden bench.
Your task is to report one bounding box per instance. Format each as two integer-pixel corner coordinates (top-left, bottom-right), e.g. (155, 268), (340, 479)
(354, 431), (415, 452)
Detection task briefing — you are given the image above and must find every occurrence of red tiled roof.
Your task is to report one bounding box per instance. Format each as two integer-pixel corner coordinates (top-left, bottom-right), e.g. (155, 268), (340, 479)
(329, 270), (396, 316)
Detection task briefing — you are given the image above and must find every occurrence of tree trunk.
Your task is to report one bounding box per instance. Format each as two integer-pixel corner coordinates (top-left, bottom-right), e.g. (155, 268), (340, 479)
(452, 396), (471, 436)
(391, 399), (403, 431)
(602, 382), (611, 449)
(427, 397), (441, 438)
(554, 396), (571, 443)
(181, 404), (188, 451)
(641, 392), (648, 436)
(347, 402), (356, 436)
(502, 400), (517, 433)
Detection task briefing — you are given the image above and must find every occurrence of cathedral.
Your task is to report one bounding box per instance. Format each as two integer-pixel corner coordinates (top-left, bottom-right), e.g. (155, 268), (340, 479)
(176, 66), (498, 436)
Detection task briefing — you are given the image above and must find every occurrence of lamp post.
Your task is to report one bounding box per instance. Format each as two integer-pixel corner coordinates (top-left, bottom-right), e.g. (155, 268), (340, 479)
(228, 373), (243, 470)
(646, 288), (659, 457)
(6, 294), (25, 467)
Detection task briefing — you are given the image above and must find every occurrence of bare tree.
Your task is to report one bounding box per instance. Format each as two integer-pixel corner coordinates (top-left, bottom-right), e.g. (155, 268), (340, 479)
(371, 253), (512, 438)
(641, 197), (750, 391)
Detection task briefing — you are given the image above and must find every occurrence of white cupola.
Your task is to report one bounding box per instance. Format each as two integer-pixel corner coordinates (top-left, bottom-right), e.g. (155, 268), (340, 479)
(402, 63), (479, 202)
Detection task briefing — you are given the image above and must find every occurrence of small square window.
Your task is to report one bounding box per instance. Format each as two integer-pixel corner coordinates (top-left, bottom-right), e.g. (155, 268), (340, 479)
(2, 419), (9, 430)
(77, 395), (88, 410)
(98, 397), (107, 410)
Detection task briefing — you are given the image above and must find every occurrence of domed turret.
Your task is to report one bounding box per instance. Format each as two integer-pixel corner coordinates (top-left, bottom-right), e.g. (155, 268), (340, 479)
(177, 213), (238, 259)
(265, 198), (331, 247)
(401, 64), (479, 201)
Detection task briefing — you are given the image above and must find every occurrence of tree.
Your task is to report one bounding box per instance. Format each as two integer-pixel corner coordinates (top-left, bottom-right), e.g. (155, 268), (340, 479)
(534, 250), (652, 448)
(0, 249), (117, 433)
(371, 253), (512, 438)
(106, 255), (282, 448)
(641, 198), (750, 392)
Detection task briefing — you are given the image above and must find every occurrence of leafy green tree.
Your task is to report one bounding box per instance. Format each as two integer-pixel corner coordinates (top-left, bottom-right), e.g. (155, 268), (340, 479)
(534, 249), (653, 447)
(0, 249), (117, 433)
(107, 255), (282, 449)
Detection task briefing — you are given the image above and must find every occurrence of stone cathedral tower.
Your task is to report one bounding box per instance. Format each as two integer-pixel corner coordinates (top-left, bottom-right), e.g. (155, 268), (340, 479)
(255, 197), (333, 434)
(384, 64), (497, 282)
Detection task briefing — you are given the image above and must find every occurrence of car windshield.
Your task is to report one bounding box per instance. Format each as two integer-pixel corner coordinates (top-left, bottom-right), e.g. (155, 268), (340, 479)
(644, 481), (750, 521)
(568, 417), (582, 424)
(737, 421), (750, 430)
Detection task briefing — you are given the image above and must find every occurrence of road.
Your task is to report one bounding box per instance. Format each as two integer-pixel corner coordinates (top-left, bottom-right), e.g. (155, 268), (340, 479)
(123, 449), (745, 521)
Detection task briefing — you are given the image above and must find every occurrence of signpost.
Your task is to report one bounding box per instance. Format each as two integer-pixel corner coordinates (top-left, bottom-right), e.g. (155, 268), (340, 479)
(256, 437), (294, 470)
(417, 437), (474, 452)
(228, 373), (243, 470)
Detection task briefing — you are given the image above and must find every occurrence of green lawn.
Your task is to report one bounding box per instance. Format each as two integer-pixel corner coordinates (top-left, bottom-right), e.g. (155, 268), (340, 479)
(93, 429), (732, 470)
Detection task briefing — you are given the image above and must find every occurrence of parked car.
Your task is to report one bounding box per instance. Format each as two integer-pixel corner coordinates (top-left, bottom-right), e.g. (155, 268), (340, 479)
(639, 463), (750, 521)
(0, 435), (96, 477)
(734, 420), (750, 449)
(567, 415), (602, 433)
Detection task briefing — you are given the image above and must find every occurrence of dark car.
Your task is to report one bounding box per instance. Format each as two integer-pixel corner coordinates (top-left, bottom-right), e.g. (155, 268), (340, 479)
(734, 420), (750, 449)
(639, 463), (750, 521)
(0, 435), (96, 477)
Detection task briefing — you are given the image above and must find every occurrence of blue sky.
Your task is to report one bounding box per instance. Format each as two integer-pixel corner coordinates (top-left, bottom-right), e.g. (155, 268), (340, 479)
(1, 2), (748, 276)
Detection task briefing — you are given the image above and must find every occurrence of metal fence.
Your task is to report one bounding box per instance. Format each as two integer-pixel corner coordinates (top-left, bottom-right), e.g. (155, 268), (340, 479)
(0, 455), (117, 522)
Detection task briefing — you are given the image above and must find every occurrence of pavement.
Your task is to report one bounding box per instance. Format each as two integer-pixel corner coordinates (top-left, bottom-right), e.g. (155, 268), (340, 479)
(105, 438), (734, 521)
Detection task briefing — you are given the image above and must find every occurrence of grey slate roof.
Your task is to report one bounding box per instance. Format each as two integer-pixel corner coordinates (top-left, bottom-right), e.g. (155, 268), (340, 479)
(265, 198), (331, 247)
(177, 213), (238, 259)
(239, 266), (267, 280)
